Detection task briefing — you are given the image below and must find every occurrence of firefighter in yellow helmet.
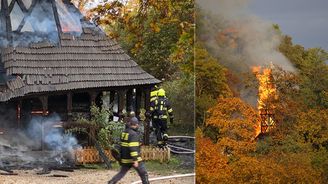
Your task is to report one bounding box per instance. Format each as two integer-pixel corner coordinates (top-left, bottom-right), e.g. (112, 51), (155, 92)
(150, 85), (159, 103)
(150, 88), (174, 147)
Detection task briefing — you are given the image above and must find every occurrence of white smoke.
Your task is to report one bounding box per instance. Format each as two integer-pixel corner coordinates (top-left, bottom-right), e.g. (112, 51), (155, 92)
(0, 113), (80, 168)
(197, 0), (295, 72)
(0, 0), (91, 47)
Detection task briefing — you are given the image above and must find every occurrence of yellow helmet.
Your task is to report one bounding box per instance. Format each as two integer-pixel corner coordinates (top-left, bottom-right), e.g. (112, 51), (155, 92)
(157, 88), (165, 97)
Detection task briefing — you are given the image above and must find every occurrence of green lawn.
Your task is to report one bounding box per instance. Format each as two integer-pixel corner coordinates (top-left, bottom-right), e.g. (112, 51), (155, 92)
(80, 155), (194, 175)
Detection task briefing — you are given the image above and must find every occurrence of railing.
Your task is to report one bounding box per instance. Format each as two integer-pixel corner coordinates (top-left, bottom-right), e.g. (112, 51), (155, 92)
(75, 146), (170, 164)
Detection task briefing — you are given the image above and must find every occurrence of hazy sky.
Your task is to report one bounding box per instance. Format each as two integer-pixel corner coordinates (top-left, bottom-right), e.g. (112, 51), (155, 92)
(249, 0), (328, 51)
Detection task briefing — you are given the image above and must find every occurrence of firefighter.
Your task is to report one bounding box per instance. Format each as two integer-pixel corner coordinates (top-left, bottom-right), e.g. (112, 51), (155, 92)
(149, 85), (160, 131)
(108, 117), (149, 184)
(150, 88), (174, 147)
(150, 85), (160, 103)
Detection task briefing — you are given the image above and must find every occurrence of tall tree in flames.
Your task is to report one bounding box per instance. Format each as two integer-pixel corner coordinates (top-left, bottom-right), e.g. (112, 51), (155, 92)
(252, 66), (278, 137)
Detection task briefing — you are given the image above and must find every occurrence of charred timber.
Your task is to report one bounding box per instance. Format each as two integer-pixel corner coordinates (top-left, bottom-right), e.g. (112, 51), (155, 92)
(0, 166), (14, 173)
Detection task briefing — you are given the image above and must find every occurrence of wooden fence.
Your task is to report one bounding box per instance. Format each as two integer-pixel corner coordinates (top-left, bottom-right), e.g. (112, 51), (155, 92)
(75, 146), (170, 164)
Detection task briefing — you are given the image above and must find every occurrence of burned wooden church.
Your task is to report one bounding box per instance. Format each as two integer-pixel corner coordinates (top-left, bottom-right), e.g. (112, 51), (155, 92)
(0, 0), (160, 144)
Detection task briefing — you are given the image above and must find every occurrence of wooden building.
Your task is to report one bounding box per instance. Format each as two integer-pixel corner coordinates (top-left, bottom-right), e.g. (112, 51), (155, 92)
(0, 0), (160, 144)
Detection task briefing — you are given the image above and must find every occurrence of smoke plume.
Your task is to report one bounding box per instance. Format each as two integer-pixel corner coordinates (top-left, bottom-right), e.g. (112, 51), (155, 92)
(197, 0), (295, 72)
(0, 0), (88, 47)
(0, 113), (80, 168)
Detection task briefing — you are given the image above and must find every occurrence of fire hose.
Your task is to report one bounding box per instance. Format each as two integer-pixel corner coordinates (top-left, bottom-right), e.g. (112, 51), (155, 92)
(166, 136), (195, 154)
(167, 136), (195, 139)
(167, 144), (195, 154)
(131, 173), (195, 184)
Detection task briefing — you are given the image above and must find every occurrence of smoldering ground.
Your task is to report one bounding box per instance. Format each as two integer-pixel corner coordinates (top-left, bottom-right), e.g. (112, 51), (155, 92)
(0, 113), (80, 168)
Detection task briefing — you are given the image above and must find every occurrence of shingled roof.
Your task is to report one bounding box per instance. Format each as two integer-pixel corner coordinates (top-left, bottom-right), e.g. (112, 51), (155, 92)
(0, 27), (160, 101)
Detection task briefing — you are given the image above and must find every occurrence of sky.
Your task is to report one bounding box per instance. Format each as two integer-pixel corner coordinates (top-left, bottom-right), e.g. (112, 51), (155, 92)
(249, 0), (328, 51)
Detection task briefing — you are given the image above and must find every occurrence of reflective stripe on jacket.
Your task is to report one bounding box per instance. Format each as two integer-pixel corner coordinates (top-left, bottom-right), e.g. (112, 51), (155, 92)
(120, 127), (142, 164)
(150, 96), (174, 120)
(150, 89), (159, 102)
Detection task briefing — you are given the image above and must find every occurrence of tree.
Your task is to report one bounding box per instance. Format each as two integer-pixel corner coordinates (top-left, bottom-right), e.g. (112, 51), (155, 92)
(196, 128), (231, 184)
(84, 0), (195, 80)
(206, 98), (258, 156)
(279, 35), (328, 109)
(195, 43), (231, 125)
(161, 74), (194, 132)
(296, 109), (328, 150)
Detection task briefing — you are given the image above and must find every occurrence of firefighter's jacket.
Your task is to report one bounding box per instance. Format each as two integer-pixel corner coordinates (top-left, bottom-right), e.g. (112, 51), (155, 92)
(150, 89), (159, 103)
(120, 127), (142, 164)
(150, 96), (174, 120)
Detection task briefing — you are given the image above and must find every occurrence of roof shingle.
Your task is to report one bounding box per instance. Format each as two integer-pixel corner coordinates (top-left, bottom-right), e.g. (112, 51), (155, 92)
(0, 30), (160, 101)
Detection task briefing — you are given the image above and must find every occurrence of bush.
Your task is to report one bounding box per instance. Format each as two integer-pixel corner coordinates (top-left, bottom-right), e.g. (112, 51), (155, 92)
(162, 75), (194, 127)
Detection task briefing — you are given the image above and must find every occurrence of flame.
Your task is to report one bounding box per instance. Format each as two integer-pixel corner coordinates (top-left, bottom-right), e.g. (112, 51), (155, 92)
(57, 0), (82, 33)
(31, 110), (49, 115)
(253, 66), (277, 137)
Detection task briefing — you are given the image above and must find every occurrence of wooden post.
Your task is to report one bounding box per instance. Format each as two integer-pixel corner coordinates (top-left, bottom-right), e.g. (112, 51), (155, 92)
(2, 0), (13, 44)
(144, 88), (151, 145)
(126, 89), (133, 112)
(40, 96), (48, 116)
(67, 92), (72, 121)
(16, 100), (22, 128)
(89, 91), (97, 106)
(39, 96), (48, 150)
(109, 90), (115, 105)
(135, 88), (142, 118)
(118, 90), (126, 120)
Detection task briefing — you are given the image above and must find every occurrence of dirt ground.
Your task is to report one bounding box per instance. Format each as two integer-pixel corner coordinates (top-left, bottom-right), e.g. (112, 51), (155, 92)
(0, 169), (195, 184)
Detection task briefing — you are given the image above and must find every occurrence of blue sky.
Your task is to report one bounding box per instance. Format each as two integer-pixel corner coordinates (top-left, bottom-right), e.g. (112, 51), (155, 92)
(249, 0), (328, 51)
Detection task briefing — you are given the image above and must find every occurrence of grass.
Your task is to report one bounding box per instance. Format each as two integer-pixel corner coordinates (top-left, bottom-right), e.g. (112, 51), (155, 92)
(168, 123), (195, 136)
(145, 156), (194, 175)
(80, 155), (194, 175)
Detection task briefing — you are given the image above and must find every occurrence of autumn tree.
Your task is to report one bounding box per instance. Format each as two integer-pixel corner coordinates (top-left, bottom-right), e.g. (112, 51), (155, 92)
(196, 128), (231, 184)
(195, 43), (231, 126)
(74, 0), (195, 128)
(205, 98), (258, 156)
(83, 0), (194, 80)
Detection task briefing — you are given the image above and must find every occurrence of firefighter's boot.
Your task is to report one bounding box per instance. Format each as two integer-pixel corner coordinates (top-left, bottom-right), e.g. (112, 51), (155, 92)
(108, 180), (116, 184)
(141, 173), (150, 184)
(163, 134), (168, 141)
(157, 141), (164, 148)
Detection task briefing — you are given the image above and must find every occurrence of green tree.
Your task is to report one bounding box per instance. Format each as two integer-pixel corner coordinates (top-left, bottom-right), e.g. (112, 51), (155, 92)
(161, 74), (194, 134)
(195, 43), (231, 126)
(279, 35), (328, 108)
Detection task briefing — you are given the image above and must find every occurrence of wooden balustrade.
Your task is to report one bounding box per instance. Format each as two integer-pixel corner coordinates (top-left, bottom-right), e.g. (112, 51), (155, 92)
(75, 146), (170, 164)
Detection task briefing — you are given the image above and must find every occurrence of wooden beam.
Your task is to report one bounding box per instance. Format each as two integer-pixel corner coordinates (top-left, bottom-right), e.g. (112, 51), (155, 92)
(2, 0), (13, 43)
(51, 0), (62, 44)
(16, 100), (22, 128)
(67, 92), (72, 121)
(117, 90), (126, 120)
(109, 90), (115, 105)
(16, 0), (28, 12)
(89, 91), (97, 106)
(16, 0), (38, 32)
(135, 88), (142, 118)
(39, 96), (48, 116)
(126, 89), (133, 112)
(143, 88), (151, 145)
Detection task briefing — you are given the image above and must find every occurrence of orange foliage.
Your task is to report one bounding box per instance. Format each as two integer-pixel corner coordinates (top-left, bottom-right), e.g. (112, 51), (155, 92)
(196, 128), (231, 183)
(196, 97), (323, 183)
(206, 98), (259, 155)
